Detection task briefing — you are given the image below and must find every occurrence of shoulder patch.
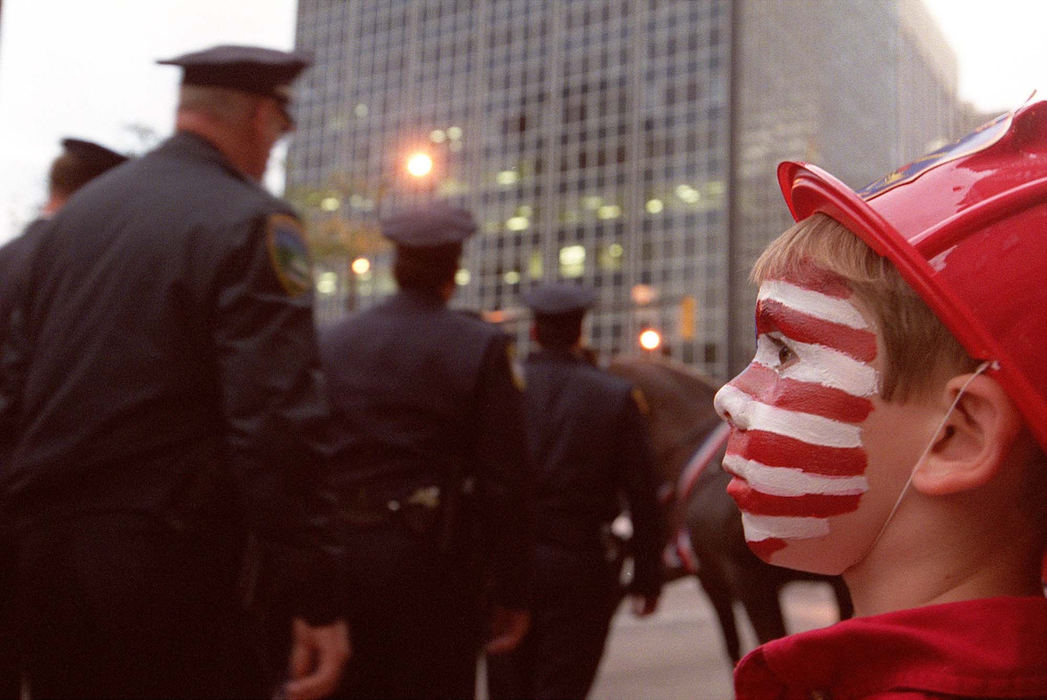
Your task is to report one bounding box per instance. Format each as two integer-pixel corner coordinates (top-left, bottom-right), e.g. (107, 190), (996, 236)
(631, 386), (650, 416)
(266, 213), (312, 297)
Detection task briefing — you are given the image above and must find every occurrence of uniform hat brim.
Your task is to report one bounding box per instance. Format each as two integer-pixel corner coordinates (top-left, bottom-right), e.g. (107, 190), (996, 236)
(157, 44), (312, 99)
(60, 138), (129, 173)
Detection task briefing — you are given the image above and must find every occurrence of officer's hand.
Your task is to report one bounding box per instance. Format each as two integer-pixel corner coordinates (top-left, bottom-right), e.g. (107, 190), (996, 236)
(629, 593), (659, 617)
(484, 605), (530, 655)
(282, 617), (351, 700)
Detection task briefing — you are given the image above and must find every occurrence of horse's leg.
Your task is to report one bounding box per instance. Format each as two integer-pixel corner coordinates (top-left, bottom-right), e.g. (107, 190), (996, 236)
(830, 576), (854, 620)
(736, 567), (788, 645)
(693, 560), (742, 664)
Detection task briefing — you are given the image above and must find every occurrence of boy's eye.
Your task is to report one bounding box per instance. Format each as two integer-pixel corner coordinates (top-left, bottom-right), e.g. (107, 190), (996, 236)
(765, 334), (796, 369)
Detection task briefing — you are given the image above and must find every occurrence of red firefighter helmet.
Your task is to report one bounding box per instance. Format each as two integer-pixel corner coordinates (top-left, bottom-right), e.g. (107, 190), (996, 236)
(778, 100), (1047, 451)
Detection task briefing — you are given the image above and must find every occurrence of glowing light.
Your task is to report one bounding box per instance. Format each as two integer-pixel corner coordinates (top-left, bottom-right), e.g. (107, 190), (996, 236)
(406, 152), (434, 177)
(646, 198), (664, 214)
(351, 257), (371, 275)
(506, 216), (529, 231)
(497, 170), (520, 185)
(639, 329), (662, 351)
(320, 196), (340, 211)
(597, 204), (621, 219)
(676, 184), (701, 204)
(354, 103), (369, 118)
(559, 245), (586, 278)
(608, 243), (624, 257)
(430, 129), (447, 143)
(504, 270), (521, 284)
(316, 272), (338, 295)
(455, 269), (471, 286)
(447, 126), (463, 140)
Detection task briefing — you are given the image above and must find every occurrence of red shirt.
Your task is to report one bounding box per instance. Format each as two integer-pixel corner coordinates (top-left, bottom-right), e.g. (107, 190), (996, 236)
(734, 596), (1047, 699)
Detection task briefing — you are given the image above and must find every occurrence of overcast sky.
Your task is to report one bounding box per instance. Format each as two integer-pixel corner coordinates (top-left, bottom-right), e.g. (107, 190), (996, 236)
(0, 0), (1044, 244)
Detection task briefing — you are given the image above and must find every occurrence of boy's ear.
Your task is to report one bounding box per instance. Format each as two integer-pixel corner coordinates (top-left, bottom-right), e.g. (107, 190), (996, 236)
(913, 374), (1024, 496)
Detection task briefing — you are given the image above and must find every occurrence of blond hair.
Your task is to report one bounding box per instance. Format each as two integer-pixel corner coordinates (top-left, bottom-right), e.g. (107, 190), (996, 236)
(752, 213), (978, 401)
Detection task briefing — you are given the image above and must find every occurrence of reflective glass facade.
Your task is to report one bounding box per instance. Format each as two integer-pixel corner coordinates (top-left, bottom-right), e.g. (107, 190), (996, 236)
(290, 0), (958, 378)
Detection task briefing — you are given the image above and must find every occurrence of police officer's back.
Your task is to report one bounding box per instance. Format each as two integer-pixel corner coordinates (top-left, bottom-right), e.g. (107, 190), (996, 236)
(1, 46), (349, 699)
(487, 282), (663, 700)
(320, 203), (533, 699)
(0, 138), (128, 464)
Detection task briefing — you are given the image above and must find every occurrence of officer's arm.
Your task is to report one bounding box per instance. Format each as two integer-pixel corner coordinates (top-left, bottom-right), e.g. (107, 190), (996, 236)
(617, 388), (664, 601)
(211, 214), (344, 625)
(471, 333), (535, 612)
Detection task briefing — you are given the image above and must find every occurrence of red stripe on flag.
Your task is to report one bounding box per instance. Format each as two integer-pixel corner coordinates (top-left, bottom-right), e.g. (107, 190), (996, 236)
(727, 430), (867, 477)
(732, 364), (874, 423)
(756, 299), (877, 362)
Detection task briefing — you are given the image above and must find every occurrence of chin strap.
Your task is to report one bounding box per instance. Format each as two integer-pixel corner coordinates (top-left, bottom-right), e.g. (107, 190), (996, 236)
(863, 360), (995, 558)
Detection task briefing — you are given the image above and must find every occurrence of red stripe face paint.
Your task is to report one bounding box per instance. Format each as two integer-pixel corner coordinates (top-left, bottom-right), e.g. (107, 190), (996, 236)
(714, 269), (880, 553)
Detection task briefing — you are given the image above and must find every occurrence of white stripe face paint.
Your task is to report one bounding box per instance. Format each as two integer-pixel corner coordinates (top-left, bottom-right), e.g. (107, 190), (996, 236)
(715, 384), (863, 448)
(755, 335), (880, 397)
(758, 279), (869, 329)
(722, 453), (869, 497)
(741, 512), (830, 541)
(714, 267), (882, 560)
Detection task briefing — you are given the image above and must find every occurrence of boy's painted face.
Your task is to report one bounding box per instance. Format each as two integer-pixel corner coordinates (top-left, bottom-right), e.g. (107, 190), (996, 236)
(714, 265), (891, 571)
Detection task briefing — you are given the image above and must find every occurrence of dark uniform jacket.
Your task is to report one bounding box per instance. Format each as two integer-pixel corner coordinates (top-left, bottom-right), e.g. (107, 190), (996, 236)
(524, 348), (662, 597)
(320, 289), (533, 609)
(0, 221), (46, 465)
(3, 131), (339, 622)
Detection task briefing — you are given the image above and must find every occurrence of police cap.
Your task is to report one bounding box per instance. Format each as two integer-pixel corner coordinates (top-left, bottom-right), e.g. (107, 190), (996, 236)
(381, 202), (477, 248)
(157, 44), (312, 102)
(523, 283), (596, 316)
(60, 138), (129, 175)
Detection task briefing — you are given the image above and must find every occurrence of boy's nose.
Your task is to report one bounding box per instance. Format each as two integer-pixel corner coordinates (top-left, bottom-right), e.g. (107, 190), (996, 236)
(714, 379), (751, 430)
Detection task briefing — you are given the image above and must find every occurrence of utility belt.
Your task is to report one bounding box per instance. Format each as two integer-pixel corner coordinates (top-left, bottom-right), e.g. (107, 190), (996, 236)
(337, 483), (445, 539)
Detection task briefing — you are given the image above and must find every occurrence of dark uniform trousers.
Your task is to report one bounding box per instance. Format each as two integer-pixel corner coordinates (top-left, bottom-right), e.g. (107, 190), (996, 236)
(0, 513), (265, 699)
(340, 524), (481, 700)
(486, 348), (663, 700)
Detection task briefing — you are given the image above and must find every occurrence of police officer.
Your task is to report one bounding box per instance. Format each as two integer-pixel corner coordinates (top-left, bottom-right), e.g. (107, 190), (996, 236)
(487, 282), (664, 699)
(1, 138), (129, 463)
(0, 45), (348, 699)
(319, 202), (533, 699)
(0, 137), (127, 698)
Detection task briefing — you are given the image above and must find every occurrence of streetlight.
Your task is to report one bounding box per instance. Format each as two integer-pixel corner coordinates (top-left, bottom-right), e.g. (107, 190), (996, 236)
(639, 328), (662, 352)
(405, 151), (434, 179)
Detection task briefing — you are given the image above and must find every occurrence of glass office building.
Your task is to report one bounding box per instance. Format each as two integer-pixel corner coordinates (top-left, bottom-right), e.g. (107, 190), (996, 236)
(289, 0), (958, 378)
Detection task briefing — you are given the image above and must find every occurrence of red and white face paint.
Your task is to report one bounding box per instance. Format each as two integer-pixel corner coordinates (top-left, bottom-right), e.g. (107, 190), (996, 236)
(714, 267), (880, 560)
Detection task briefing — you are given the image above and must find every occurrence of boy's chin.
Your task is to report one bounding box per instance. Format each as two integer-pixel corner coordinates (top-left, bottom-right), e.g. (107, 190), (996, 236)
(749, 536), (856, 576)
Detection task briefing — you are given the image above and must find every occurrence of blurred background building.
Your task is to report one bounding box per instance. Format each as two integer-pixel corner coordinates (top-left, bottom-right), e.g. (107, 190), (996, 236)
(289, 0), (986, 378)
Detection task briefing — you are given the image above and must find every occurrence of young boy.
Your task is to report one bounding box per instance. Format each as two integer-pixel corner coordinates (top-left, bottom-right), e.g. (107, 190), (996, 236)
(715, 101), (1047, 698)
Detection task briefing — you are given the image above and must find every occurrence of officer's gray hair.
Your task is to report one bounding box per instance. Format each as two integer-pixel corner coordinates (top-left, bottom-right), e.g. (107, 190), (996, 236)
(176, 85), (263, 126)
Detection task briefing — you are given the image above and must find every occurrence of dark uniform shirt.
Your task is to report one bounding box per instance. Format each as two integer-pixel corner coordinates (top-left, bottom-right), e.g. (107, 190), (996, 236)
(524, 347), (662, 596)
(320, 288), (533, 608)
(4, 131), (338, 622)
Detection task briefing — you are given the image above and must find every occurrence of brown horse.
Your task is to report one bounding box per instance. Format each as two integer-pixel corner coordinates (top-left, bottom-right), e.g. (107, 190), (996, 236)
(608, 354), (852, 664)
